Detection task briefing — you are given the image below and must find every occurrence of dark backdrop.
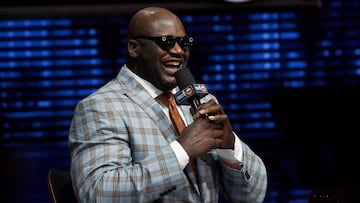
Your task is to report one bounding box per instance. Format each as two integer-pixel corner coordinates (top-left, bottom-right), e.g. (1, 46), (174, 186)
(1, 0), (360, 202)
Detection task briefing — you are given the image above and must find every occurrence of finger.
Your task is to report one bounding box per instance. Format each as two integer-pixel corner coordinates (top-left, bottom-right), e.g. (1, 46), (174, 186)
(193, 101), (225, 120)
(196, 100), (219, 114)
(192, 110), (205, 120)
(210, 122), (223, 130)
(208, 114), (228, 122)
(197, 99), (217, 110)
(200, 105), (222, 115)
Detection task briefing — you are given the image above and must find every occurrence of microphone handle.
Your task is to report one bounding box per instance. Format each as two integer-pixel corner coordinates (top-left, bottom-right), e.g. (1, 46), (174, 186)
(190, 97), (201, 112)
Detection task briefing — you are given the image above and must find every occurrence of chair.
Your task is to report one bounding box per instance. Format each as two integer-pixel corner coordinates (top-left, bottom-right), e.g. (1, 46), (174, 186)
(47, 168), (78, 203)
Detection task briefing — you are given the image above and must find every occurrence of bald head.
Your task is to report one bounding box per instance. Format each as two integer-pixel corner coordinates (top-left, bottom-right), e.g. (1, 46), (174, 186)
(127, 7), (186, 39)
(125, 7), (190, 91)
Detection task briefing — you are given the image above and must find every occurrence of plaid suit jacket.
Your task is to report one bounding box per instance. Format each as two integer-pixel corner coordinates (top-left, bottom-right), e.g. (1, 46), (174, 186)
(69, 67), (267, 203)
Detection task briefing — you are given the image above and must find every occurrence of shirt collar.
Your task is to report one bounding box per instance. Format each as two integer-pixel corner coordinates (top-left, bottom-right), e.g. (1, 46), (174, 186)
(122, 65), (178, 98)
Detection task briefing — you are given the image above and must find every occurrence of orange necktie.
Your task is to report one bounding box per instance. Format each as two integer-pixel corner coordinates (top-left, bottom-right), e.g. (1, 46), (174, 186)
(157, 92), (198, 179)
(157, 92), (186, 134)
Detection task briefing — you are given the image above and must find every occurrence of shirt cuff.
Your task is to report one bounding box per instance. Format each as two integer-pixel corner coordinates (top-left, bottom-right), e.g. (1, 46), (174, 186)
(170, 141), (189, 170)
(216, 133), (243, 169)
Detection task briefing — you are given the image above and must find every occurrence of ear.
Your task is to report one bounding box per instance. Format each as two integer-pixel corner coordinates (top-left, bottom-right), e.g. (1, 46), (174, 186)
(128, 39), (141, 58)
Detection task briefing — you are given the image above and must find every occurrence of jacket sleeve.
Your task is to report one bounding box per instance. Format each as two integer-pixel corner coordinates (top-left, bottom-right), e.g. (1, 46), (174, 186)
(68, 95), (190, 203)
(220, 140), (268, 203)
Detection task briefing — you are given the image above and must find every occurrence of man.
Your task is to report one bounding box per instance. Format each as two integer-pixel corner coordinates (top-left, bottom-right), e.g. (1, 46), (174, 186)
(69, 6), (267, 202)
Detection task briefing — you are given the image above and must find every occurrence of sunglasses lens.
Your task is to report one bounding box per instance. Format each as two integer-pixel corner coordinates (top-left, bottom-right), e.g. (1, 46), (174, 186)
(181, 36), (194, 50)
(179, 37), (191, 50)
(158, 37), (176, 51)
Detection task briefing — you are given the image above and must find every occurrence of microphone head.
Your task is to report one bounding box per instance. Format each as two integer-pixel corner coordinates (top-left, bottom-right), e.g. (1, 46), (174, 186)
(174, 68), (208, 105)
(175, 68), (196, 90)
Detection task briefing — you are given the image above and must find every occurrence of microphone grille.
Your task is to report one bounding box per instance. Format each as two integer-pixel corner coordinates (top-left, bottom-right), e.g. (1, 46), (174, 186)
(175, 68), (196, 90)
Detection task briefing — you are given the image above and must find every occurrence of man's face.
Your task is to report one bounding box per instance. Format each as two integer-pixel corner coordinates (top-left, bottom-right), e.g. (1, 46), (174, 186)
(134, 17), (190, 91)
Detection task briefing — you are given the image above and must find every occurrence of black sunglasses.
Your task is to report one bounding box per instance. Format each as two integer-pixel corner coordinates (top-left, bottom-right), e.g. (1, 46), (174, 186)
(133, 35), (194, 51)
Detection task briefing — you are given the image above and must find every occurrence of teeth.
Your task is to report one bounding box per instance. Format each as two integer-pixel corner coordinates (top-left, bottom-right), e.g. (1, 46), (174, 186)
(165, 61), (180, 66)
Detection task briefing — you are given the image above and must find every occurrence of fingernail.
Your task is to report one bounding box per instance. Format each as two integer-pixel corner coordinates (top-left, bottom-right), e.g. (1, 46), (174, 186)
(199, 109), (206, 114)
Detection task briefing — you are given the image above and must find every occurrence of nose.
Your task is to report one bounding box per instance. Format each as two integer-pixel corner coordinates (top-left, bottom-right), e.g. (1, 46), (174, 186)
(169, 41), (185, 53)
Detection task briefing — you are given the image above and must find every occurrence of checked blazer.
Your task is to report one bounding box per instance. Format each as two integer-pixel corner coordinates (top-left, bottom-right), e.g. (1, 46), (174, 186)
(69, 67), (267, 203)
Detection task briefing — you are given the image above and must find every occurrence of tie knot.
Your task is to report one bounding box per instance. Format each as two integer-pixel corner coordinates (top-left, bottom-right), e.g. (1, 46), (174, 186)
(157, 92), (174, 105)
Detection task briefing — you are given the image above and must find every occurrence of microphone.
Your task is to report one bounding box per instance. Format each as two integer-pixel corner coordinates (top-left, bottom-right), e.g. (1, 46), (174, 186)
(174, 68), (208, 112)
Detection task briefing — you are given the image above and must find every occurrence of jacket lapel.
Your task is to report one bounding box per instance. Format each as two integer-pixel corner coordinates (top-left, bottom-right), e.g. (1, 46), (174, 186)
(116, 68), (178, 143)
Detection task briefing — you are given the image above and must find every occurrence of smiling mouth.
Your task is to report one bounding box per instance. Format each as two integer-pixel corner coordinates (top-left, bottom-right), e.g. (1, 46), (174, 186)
(164, 61), (180, 68)
(163, 61), (182, 74)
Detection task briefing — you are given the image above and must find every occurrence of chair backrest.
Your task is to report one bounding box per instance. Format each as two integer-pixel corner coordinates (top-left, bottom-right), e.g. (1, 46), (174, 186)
(47, 168), (78, 203)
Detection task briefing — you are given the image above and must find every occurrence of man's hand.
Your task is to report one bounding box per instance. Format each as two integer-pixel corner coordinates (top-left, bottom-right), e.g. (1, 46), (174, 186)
(177, 99), (235, 159)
